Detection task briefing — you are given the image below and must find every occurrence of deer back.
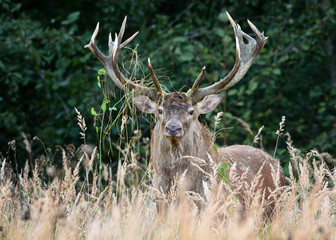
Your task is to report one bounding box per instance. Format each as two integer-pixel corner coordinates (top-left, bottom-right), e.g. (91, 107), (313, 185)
(219, 145), (285, 204)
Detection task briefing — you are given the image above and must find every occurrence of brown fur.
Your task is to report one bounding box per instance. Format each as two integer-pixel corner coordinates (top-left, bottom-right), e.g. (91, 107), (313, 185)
(219, 145), (285, 208)
(151, 117), (215, 197)
(137, 92), (284, 211)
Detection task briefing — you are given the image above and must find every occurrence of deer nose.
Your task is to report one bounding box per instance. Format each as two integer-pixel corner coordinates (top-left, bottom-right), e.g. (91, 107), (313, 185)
(165, 124), (182, 137)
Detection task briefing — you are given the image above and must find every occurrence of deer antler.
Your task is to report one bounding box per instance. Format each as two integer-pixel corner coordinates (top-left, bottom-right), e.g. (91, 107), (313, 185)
(85, 17), (164, 101)
(188, 12), (268, 103)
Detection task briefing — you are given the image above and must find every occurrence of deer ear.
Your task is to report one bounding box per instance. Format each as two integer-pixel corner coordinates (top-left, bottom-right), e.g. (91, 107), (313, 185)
(134, 95), (157, 114)
(197, 94), (224, 114)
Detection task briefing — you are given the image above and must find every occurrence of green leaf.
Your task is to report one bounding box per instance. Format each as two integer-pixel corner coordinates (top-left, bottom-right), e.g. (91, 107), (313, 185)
(249, 81), (258, 92)
(97, 76), (101, 88)
(98, 68), (106, 75)
(91, 107), (97, 116)
(213, 27), (225, 38)
(218, 163), (230, 185)
(218, 12), (228, 22)
(236, 101), (244, 106)
(171, 37), (186, 43)
(61, 11), (80, 25)
(223, 35), (233, 45)
(101, 102), (106, 113)
(228, 89), (237, 96)
(318, 106), (325, 114)
(0, 60), (5, 71)
(224, 112), (233, 119)
(178, 52), (194, 62)
(272, 68), (281, 75)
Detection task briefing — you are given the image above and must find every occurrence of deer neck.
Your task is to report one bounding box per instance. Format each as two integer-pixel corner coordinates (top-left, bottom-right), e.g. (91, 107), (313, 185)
(151, 120), (216, 170)
(150, 120), (217, 196)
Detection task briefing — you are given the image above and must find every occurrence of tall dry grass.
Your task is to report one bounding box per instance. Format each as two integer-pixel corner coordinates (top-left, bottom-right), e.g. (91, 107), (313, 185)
(1, 118), (335, 239)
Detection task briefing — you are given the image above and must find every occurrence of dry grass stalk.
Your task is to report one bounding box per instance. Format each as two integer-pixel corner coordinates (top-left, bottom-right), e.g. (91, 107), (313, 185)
(1, 139), (336, 240)
(75, 107), (87, 140)
(252, 125), (264, 146)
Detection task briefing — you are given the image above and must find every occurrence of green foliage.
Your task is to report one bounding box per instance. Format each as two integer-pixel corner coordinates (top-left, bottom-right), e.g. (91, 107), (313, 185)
(0, 0), (98, 154)
(218, 162), (230, 185)
(1, 0), (335, 172)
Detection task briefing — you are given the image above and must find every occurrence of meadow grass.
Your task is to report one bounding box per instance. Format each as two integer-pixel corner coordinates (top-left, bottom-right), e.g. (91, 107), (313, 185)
(0, 113), (335, 239)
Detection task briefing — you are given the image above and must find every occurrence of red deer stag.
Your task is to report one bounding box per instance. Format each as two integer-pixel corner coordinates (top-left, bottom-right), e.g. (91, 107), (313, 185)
(85, 12), (285, 211)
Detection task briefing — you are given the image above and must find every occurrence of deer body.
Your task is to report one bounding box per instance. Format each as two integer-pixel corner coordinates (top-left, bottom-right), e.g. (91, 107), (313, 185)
(152, 128), (283, 202)
(85, 12), (285, 210)
(141, 92), (284, 206)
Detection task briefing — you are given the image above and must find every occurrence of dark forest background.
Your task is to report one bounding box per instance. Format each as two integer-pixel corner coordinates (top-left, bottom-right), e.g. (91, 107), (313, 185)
(1, 0), (335, 175)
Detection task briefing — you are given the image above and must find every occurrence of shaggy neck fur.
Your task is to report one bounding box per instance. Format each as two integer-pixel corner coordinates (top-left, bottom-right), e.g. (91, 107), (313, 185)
(151, 119), (217, 197)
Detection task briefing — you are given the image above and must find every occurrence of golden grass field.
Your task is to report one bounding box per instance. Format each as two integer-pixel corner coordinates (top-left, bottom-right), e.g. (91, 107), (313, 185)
(1, 114), (335, 240)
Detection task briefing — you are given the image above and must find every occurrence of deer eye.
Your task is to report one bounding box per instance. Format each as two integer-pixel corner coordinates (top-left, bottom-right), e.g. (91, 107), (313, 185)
(158, 109), (163, 114)
(188, 110), (194, 116)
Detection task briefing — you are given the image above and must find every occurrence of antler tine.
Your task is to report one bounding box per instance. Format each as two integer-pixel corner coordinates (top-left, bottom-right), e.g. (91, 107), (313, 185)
(247, 19), (268, 54)
(120, 32), (139, 48)
(118, 16), (127, 44)
(188, 66), (206, 96)
(85, 19), (162, 101)
(110, 18), (143, 91)
(85, 22), (108, 65)
(111, 32), (132, 87)
(190, 11), (267, 103)
(109, 31), (139, 54)
(148, 58), (164, 96)
(108, 33), (113, 54)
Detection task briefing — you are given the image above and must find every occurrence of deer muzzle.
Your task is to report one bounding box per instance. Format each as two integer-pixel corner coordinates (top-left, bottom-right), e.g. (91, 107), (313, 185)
(165, 122), (183, 138)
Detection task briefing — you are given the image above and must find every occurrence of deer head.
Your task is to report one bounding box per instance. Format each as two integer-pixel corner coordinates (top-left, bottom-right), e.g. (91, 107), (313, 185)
(134, 93), (223, 140)
(85, 12), (267, 143)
